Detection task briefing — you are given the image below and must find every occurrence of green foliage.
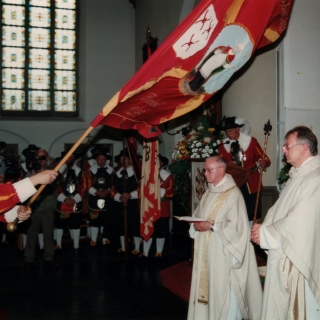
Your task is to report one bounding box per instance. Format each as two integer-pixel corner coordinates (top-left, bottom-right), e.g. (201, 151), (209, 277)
(171, 165), (191, 213)
(278, 161), (292, 189)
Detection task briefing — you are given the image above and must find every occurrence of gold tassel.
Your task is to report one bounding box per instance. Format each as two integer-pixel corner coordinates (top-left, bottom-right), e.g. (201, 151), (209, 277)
(264, 28), (280, 43)
(224, 0), (245, 25)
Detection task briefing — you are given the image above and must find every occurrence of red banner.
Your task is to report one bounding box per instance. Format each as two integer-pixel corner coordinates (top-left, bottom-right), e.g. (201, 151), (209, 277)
(90, 0), (293, 138)
(140, 139), (161, 241)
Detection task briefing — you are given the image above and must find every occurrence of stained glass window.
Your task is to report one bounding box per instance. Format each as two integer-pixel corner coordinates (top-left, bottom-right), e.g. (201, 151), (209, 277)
(1, 0), (77, 117)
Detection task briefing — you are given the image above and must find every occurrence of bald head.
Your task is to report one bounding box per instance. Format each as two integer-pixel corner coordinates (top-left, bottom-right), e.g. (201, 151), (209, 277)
(203, 156), (226, 186)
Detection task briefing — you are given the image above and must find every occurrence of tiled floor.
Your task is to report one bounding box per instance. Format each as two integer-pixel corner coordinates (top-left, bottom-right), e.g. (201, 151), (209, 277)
(0, 233), (191, 320)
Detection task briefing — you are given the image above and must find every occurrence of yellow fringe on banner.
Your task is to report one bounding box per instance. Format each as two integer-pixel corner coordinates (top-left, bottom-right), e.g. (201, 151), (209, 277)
(264, 28), (280, 43)
(224, 0), (245, 25)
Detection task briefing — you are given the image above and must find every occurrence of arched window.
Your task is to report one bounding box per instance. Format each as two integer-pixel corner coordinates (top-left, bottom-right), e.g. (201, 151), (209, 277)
(1, 0), (78, 118)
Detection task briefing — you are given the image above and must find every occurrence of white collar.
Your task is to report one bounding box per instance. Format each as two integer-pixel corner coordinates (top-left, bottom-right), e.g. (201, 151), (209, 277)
(160, 168), (170, 181)
(116, 166), (134, 178)
(223, 132), (252, 152)
(210, 174), (227, 188)
(292, 156), (315, 171)
(59, 163), (81, 177)
(90, 164), (113, 175)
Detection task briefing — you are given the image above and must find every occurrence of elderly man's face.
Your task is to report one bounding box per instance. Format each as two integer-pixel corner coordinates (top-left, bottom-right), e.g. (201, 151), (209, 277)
(282, 133), (305, 168)
(225, 127), (240, 141)
(203, 158), (223, 185)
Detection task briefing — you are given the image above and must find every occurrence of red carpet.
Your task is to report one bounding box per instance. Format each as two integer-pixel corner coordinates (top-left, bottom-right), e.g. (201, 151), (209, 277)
(160, 260), (192, 302)
(160, 249), (267, 302)
(0, 308), (8, 320)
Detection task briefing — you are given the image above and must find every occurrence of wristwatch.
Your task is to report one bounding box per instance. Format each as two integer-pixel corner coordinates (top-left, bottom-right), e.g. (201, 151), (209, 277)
(210, 223), (214, 232)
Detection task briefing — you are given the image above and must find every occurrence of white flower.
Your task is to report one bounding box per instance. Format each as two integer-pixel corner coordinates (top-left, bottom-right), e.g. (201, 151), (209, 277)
(216, 140), (221, 144)
(190, 144), (195, 148)
(213, 143), (217, 147)
(189, 130), (196, 135)
(197, 126), (204, 130)
(190, 135), (196, 141)
(215, 149), (218, 153)
(196, 154), (200, 158)
(209, 149), (213, 154)
(205, 145), (209, 149)
(203, 137), (211, 144)
(192, 148), (198, 152)
(203, 153), (210, 158)
(201, 149), (206, 153)
(196, 142), (202, 147)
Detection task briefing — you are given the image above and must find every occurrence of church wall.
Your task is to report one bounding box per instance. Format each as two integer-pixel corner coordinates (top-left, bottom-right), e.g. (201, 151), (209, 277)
(282, 0), (320, 145)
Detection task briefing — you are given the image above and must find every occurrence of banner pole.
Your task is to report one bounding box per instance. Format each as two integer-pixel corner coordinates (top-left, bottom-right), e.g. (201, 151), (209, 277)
(252, 120), (272, 225)
(122, 138), (128, 260)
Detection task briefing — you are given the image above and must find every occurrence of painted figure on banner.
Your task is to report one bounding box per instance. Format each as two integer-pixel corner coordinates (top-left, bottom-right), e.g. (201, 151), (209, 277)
(187, 43), (245, 92)
(179, 24), (251, 96)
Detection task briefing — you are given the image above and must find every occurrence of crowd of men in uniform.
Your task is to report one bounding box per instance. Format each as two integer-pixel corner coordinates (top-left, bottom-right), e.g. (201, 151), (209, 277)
(0, 142), (175, 268)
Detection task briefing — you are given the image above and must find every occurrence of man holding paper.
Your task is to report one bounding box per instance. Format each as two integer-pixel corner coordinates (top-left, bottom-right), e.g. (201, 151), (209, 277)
(188, 156), (261, 320)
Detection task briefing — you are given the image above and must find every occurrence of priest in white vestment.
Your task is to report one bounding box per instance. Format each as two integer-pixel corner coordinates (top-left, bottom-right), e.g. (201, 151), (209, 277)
(251, 126), (320, 319)
(188, 156), (262, 320)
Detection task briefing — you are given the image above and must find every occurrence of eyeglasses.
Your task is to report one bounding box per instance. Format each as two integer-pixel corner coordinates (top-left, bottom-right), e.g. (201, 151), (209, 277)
(202, 167), (221, 174)
(282, 143), (301, 150)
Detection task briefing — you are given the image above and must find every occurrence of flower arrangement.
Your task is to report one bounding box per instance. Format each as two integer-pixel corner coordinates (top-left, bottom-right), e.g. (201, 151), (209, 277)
(169, 116), (223, 213)
(171, 116), (222, 161)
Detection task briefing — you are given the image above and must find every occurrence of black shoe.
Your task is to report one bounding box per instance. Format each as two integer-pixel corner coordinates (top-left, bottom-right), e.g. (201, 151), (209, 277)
(117, 248), (125, 257)
(44, 259), (59, 268)
(25, 261), (33, 271)
(74, 248), (80, 254)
